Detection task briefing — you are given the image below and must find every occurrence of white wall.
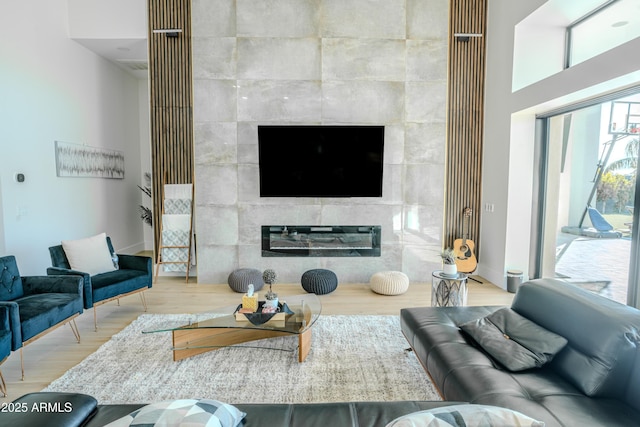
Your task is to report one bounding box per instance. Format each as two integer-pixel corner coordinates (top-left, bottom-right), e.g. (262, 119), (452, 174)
(0, 1), (148, 274)
(481, 0), (640, 288)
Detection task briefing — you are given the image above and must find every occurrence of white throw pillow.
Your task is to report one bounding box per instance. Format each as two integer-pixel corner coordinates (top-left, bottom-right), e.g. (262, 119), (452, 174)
(61, 232), (116, 276)
(386, 404), (545, 427)
(103, 399), (246, 427)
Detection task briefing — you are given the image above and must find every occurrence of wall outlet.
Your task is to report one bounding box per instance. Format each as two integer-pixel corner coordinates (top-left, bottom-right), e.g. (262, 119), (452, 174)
(484, 203), (495, 212)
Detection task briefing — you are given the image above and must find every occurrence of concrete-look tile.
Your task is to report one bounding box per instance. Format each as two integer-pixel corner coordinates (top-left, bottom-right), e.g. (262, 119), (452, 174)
(405, 81), (447, 123)
(237, 164), (260, 202)
(321, 0), (406, 39)
(402, 204), (443, 245)
(323, 81), (405, 123)
(384, 124), (405, 164)
(191, 0), (236, 37)
(407, 40), (448, 82)
(238, 204), (322, 244)
(237, 38), (321, 80)
(237, 0), (320, 37)
(237, 80), (322, 122)
(193, 80), (237, 122)
(195, 205), (239, 245)
(192, 37), (237, 80)
(404, 163), (445, 206)
(194, 121), (237, 164)
(407, 0), (449, 40)
(405, 122), (446, 164)
(195, 163), (238, 205)
(322, 38), (406, 81)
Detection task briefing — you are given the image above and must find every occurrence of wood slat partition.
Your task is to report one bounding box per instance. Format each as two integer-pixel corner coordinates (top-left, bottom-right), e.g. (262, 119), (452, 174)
(148, 0), (193, 256)
(445, 0), (487, 261)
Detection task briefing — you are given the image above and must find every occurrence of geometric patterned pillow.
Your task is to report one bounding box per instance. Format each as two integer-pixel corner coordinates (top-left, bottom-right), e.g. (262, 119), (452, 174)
(385, 404), (545, 427)
(103, 399), (246, 427)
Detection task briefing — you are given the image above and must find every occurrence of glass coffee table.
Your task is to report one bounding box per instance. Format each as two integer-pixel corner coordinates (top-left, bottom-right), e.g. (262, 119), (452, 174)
(143, 294), (321, 362)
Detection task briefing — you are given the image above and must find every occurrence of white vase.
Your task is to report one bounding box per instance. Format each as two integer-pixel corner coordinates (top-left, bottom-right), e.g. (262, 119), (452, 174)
(443, 263), (458, 277)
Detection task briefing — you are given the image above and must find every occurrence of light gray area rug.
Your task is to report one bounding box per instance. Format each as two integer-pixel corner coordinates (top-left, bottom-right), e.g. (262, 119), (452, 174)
(43, 314), (441, 405)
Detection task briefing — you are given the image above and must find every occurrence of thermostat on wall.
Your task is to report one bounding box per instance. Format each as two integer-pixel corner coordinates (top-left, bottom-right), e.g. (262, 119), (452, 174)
(15, 173), (25, 183)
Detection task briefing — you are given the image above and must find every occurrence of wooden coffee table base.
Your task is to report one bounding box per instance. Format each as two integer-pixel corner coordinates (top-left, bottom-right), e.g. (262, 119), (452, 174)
(172, 327), (312, 362)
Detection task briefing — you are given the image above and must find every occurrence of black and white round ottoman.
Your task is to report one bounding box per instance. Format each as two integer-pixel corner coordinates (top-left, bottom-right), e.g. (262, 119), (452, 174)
(301, 269), (338, 295)
(227, 268), (264, 293)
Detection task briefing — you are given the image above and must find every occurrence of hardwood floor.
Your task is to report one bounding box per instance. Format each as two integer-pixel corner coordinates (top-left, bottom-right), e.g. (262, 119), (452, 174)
(1, 276), (513, 402)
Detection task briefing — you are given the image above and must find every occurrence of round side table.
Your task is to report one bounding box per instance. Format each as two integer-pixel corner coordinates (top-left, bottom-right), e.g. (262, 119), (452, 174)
(431, 271), (468, 307)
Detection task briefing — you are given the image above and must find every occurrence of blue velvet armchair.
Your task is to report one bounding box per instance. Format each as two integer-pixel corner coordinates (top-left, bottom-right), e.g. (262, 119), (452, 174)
(0, 255), (83, 380)
(48, 236), (152, 331)
(0, 306), (11, 397)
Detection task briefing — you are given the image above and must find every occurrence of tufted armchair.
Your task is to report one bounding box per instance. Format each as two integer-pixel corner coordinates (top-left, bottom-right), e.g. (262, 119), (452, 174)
(0, 306), (11, 396)
(0, 255), (83, 380)
(48, 236), (152, 331)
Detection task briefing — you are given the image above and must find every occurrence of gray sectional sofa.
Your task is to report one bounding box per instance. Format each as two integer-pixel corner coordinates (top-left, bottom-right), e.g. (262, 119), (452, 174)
(401, 278), (640, 426)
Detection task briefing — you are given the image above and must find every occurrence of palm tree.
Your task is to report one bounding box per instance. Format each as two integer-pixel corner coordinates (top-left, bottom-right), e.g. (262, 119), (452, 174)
(604, 137), (639, 175)
(596, 136), (639, 213)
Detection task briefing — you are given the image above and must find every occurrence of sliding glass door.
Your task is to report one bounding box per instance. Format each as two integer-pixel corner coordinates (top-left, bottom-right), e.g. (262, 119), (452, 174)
(537, 94), (640, 307)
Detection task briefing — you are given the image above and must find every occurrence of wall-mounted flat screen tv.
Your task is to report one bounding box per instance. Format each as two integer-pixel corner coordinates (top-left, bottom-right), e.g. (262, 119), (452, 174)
(258, 125), (384, 197)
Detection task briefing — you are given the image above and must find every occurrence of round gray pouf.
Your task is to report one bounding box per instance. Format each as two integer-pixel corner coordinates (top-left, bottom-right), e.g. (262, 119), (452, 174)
(228, 268), (264, 293)
(301, 269), (338, 295)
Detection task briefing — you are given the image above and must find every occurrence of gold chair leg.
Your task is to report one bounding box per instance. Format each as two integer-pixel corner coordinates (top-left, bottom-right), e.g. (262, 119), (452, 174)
(139, 291), (148, 312)
(94, 307), (98, 332)
(69, 319), (81, 343)
(20, 347), (24, 381)
(0, 368), (6, 397)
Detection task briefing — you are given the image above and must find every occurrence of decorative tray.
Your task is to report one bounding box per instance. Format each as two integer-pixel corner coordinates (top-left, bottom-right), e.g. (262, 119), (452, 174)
(234, 301), (293, 325)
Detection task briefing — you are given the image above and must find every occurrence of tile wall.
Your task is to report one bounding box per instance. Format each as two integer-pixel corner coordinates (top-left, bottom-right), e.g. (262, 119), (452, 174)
(192, 0), (448, 283)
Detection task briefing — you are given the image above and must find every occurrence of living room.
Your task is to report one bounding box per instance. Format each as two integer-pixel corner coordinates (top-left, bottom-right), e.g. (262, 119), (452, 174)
(1, 0), (640, 426)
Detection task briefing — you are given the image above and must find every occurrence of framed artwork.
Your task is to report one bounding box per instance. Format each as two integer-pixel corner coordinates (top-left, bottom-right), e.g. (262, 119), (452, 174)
(55, 141), (125, 179)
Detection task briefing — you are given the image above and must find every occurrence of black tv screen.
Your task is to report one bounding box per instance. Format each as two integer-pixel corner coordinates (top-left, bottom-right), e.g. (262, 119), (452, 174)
(258, 125), (384, 197)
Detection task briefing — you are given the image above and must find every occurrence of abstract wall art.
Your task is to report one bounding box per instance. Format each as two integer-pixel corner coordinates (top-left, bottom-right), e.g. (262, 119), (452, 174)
(55, 141), (125, 179)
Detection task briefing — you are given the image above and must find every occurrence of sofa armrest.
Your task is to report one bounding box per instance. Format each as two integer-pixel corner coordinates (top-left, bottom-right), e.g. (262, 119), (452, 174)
(118, 254), (152, 274)
(0, 301), (22, 349)
(22, 275), (83, 296)
(47, 267), (93, 309)
(0, 305), (9, 332)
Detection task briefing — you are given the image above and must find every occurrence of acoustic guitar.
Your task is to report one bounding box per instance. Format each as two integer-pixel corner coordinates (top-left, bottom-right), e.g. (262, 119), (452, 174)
(453, 207), (477, 273)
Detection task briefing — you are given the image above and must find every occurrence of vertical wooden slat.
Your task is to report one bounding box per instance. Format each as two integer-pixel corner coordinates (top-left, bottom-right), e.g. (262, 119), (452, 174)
(445, 0), (487, 259)
(148, 0), (193, 257)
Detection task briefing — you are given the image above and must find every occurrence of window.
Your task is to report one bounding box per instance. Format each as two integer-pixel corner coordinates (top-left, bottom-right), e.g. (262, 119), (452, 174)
(567, 0), (640, 67)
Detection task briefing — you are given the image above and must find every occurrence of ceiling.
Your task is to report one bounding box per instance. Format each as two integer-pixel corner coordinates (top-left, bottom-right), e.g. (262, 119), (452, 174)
(73, 37), (149, 79)
(67, 0), (148, 79)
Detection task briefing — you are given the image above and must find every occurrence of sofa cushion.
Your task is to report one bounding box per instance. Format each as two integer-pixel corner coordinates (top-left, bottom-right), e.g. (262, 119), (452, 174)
(16, 293), (83, 342)
(460, 307), (568, 371)
(0, 255), (24, 300)
(385, 404), (544, 427)
(103, 399), (245, 427)
(91, 270), (149, 303)
(62, 233), (116, 276)
(512, 279), (640, 398)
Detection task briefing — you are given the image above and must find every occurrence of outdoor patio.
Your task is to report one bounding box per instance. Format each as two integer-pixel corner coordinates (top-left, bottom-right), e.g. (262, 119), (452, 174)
(556, 232), (630, 305)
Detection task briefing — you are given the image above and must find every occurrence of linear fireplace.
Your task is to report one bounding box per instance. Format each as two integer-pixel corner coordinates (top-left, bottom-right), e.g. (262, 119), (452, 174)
(262, 225), (381, 257)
